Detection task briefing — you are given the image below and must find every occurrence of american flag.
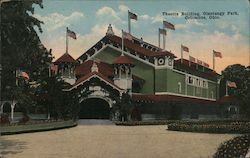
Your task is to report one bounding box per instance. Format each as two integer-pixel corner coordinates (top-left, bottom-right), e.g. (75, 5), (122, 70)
(181, 45), (189, 52)
(67, 28), (77, 39)
(213, 50), (222, 58)
(159, 28), (166, 35)
(123, 31), (133, 41)
(227, 81), (237, 88)
(128, 11), (137, 20)
(189, 56), (195, 63)
(163, 20), (175, 30)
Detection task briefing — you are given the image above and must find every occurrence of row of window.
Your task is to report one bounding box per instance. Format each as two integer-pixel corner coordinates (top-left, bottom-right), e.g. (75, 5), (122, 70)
(187, 75), (208, 88)
(177, 82), (214, 99)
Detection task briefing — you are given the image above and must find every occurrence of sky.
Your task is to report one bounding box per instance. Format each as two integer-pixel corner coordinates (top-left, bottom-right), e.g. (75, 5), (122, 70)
(33, 0), (250, 73)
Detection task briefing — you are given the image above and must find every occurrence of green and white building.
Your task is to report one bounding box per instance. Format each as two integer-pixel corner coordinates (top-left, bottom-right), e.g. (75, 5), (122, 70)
(53, 24), (238, 120)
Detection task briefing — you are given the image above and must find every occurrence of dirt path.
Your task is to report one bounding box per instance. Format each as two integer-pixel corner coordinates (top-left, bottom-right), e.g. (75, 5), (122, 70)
(0, 120), (237, 158)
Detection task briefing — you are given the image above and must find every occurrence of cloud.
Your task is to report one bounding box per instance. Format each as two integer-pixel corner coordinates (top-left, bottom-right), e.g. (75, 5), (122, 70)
(151, 14), (163, 23)
(34, 12), (84, 31)
(118, 4), (130, 12)
(96, 6), (117, 17)
(44, 24), (120, 60)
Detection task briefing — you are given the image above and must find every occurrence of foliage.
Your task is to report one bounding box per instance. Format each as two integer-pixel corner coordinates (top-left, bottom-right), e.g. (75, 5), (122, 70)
(1, 0), (53, 101)
(167, 120), (250, 134)
(221, 64), (250, 117)
(214, 134), (250, 158)
(0, 113), (10, 125)
(113, 92), (135, 121)
(37, 76), (75, 119)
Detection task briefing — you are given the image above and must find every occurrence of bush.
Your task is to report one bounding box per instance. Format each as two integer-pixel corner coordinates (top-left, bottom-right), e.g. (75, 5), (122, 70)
(214, 134), (250, 158)
(167, 120), (250, 134)
(0, 113), (10, 124)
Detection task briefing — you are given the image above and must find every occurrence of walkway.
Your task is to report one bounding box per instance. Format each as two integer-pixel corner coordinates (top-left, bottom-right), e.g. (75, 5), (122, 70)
(0, 120), (237, 158)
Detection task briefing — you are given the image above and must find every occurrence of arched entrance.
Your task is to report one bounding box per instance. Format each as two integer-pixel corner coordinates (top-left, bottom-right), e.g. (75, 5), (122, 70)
(79, 98), (110, 119)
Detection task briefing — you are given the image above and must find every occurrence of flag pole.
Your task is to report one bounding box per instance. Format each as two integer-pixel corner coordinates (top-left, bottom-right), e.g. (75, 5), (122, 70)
(158, 29), (160, 48)
(128, 10), (131, 34)
(225, 81), (228, 96)
(163, 23), (166, 50)
(181, 45), (183, 64)
(66, 27), (69, 54)
(122, 30), (124, 55)
(213, 50), (215, 71)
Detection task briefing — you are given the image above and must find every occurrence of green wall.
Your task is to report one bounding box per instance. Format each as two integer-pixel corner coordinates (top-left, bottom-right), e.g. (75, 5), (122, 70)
(94, 47), (218, 99)
(95, 47), (154, 94)
(166, 69), (186, 94)
(94, 47), (120, 64)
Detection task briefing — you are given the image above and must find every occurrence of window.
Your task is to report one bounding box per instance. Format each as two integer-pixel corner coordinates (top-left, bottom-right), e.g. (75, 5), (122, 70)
(211, 91), (214, 99)
(178, 82), (182, 93)
(188, 76), (193, 84)
(196, 78), (199, 86)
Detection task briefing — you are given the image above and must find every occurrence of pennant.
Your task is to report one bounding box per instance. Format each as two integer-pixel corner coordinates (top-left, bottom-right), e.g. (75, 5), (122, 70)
(213, 50), (222, 58)
(227, 81), (237, 88)
(67, 28), (77, 39)
(159, 28), (166, 35)
(181, 45), (189, 52)
(203, 62), (209, 68)
(128, 11), (137, 20)
(163, 20), (175, 30)
(189, 56), (195, 63)
(123, 31), (133, 41)
(197, 59), (203, 65)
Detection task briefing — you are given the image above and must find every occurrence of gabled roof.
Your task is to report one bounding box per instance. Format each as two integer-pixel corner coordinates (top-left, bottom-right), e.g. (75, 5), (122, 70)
(69, 71), (122, 91)
(75, 60), (144, 82)
(113, 55), (133, 65)
(174, 59), (219, 81)
(106, 35), (176, 58)
(132, 94), (217, 104)
(54, 53), (78, 64)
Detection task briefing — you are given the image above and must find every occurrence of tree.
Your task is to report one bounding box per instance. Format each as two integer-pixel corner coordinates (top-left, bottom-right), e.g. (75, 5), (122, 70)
(221, 64), (250, 117)
(1, 0), (53, 99)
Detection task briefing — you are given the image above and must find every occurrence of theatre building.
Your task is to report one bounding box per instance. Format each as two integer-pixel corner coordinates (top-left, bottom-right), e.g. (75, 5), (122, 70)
(53, 24), (239, 120)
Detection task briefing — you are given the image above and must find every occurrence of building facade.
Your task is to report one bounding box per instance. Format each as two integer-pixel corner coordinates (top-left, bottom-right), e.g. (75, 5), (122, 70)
(53, 24), (236, 120)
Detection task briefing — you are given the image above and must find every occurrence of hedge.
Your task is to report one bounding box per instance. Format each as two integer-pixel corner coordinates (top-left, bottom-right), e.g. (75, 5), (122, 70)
(115, 119), (250, 127)
(167, 121), (250, 134)
(0, 120), (77, 135)
(214, 134), (250, 158)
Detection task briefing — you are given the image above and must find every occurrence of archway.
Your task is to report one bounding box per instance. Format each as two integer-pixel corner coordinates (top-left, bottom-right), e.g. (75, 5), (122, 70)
(79, 98), (110, 119)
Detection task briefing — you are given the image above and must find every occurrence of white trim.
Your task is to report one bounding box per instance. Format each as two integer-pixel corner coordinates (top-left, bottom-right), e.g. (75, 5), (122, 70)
(107, 44), (156, 67)
(155, 91), (216, 101)
(66, 74), (124, 93)
(78, 41), (217, 85)
(86, 44), (109, 61)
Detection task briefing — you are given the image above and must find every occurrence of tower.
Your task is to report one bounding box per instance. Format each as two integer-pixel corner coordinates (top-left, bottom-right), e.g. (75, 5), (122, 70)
(113, 55), (134, 93)
(53, 53), (78, 85)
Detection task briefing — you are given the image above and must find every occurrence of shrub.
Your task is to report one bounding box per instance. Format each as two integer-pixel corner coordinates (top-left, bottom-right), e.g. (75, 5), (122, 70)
(167, 121), (250, 134)
(214, 134), (250, 158)
(0, 113), (10, 124)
